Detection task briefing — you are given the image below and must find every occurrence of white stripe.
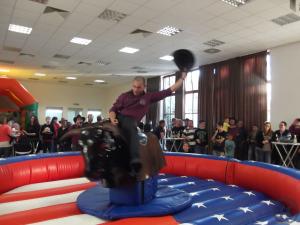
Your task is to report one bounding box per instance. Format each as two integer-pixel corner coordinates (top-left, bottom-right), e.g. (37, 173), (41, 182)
(28, 214), (106, 225)
(6, 178), (90, 194)
(0, 191), (83, 215)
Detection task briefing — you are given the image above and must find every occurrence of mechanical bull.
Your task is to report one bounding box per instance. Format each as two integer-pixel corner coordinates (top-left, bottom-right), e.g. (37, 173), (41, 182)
(61, 121), (166, 188)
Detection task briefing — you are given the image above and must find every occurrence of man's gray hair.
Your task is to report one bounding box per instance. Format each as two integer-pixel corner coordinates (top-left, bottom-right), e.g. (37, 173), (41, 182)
(133, 76), (146, 85)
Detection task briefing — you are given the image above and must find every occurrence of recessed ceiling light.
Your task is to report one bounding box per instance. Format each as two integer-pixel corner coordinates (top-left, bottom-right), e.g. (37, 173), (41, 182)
(34, 72), (46, 77)
(66, 76), (77, 80)
(159, 55), (174, 61)
(70, 37), (92, 45)
(157, 26), (182, 36)
(0, 68), (10, 73)
(119, 47), (139, 54)
(8, 24), (32, 34)
(94, 79), (105, 83)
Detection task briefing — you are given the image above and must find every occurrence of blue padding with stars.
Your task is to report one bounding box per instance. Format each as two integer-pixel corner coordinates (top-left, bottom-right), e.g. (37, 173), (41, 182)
(76, 183), (192, 220)
(77, 173), (300, 223)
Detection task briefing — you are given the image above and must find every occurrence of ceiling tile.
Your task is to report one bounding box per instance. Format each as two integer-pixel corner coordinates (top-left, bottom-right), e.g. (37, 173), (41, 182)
(47, 0), (81, 12)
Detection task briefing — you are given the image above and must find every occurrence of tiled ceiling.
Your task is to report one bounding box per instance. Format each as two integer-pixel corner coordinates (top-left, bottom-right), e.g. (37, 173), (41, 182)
(0, 0), (300, 87)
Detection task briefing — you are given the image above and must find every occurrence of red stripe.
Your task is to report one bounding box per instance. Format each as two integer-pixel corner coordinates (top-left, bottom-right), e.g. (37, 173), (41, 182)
(0, 202), (81, 225)
(0, 182), (97, 203)
(100, 216), (178, 225)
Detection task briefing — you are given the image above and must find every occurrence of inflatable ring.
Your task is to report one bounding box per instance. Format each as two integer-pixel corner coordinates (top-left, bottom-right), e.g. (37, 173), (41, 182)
(0, 152), (299, 225)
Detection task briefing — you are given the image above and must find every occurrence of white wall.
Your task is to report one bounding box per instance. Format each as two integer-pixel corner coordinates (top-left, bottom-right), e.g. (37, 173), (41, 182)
(20, 80), (131, 122)
(270, 41), (300, 127)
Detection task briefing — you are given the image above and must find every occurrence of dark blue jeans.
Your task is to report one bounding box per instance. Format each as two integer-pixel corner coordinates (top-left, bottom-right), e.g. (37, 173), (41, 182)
(117, 114), (141, 173)
(256, 147), (271, 163)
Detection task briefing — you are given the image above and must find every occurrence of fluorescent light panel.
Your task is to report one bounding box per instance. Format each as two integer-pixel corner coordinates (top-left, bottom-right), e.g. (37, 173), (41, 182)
(34, 72), (46, 77)
(66, 76), (77, 80)
(94, 80), (105, 83)
(160, 55), (174, 61)
(8, 24), (32, 34)
(0, 68), (10, 72)
(221, 0), (247, 7)
(70, 37), (92, 45)
(157, 26), (182, 36)
(119, 47), (139, 54)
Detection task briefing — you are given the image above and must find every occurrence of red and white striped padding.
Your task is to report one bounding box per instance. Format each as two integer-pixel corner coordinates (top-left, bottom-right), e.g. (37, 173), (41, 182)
(0, 177), (104, 225)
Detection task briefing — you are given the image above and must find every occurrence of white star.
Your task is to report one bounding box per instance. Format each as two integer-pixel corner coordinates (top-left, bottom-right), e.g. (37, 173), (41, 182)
(210, 187), (221, 191)
(255, 221), (269, 225)
(187, 181), (196, 185)
(261, 200), (275, 206)
(276, 214), (289, 220)
(181, 176), (188, 178)
(238, 207), (253, 213)
(243, 191), (256, 196)
(221, 196), (234, 200)
(190, 192), (199, 196)
(192, 202), (207, 208)
(228, 184), (238, 188)
(207, 179), (214, 181)
(159, 178), (168, 182)
(211, 214), (229, 221)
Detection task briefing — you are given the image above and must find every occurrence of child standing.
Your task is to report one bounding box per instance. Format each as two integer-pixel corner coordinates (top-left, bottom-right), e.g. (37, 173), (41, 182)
(223, 117), (230, 132)
(225, 134), (235, 158)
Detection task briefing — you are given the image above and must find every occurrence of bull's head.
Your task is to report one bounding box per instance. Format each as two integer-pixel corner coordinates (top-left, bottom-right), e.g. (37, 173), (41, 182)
(78, 122), (137, 188)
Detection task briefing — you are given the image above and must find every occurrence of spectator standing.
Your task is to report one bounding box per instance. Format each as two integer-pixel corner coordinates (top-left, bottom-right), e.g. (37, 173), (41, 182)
(40, 116), (54, 153)
(225, 134), (235, 158)
(194, 120), (208, 154)
(211, 122), (227, 157)
(256, 122), (273, 163)
(247, 125), (259, 160)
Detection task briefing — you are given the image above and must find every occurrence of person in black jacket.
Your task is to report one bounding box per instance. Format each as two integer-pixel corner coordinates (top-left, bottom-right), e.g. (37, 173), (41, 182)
(255, 121), (273, 163)
(23, 115), (41, 153)
(57, 118), (71, 151)
(153, 120), (166, 141)
(194, 120), (208, 154)
(271, 121), (292, 165)
(235, 120), (248, 160)
(40, 116), (54, 153)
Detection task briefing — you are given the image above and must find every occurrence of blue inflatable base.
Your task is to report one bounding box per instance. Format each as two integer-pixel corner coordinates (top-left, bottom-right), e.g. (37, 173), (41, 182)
(76, 185), (192, 220)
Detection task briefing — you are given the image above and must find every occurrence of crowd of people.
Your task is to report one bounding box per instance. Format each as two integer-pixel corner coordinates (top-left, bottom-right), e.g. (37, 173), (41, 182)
(151, 117), (300, 168)
(0, 114), (103, 157)
(1, 113), (300, 169)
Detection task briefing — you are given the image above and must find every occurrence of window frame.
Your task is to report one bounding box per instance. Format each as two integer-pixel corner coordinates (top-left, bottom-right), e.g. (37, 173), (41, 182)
(183, 70), (200, 127)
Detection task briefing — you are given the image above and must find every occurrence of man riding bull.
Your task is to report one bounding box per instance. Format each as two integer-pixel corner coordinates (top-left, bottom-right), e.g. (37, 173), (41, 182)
(109, 73), (187, 174)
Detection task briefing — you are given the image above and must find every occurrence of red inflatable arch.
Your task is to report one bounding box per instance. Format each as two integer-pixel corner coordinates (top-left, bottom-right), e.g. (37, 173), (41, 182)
(0, 78), (38, 128)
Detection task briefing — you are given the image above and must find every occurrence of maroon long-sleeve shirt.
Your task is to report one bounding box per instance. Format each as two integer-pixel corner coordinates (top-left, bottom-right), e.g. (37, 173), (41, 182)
(110, 88), (173, 122)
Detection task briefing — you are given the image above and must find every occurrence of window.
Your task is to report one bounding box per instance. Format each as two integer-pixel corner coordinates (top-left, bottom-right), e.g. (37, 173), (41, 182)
(45, 107), (63, 121)
(266, 53), (271, 122)
(184, 70), (200, 126)
(162, 75), (176, 127)
(87, 110), (102, 123)
(67, 108), (83, 123)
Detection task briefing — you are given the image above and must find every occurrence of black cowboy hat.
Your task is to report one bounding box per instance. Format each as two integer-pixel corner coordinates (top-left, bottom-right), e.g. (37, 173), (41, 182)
(172, 49), (195, 72)
(73, 114), (85, 123)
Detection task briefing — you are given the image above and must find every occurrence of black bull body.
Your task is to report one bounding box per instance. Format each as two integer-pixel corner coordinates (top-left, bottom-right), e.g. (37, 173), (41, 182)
(61, 122), (166, 188)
